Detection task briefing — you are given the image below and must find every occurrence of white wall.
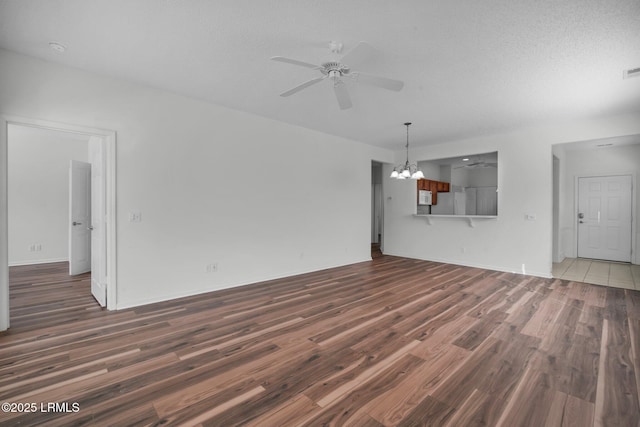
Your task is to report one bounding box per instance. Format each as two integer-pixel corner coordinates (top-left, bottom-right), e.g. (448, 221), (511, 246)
(556, 143), (640, 264)
(8, 125), (89, 265)
(2, 47), (639, 318)
(384, 114), (640, 277)
(0, 49), (393, 309)
(417, 161), (441, 180)
(466, 167), (498, 188)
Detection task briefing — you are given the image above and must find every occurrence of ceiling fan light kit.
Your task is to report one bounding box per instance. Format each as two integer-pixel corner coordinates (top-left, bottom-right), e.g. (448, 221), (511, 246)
(390, 122), (424, 180)
(271, 41), (404, 110)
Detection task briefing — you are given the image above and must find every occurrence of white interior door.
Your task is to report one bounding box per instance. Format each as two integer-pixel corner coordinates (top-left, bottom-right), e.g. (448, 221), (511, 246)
(89, 137), (107, 307)
(69, 160), (91, 275)
(577, 175), (632, 262)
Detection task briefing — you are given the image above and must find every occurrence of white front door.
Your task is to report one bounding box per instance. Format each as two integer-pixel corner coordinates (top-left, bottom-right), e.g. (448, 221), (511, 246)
(577, 175), (632, 262)
(69, 160), (91, 275)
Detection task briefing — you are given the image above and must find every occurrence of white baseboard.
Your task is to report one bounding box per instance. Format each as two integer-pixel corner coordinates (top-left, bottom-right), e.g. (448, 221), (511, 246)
(384, 251), (553, 279)
(115, 257), (371, 311)
(8, 258), (68, 267)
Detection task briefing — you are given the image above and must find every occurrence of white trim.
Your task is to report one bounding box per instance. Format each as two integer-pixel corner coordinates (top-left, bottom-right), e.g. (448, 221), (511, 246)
(383, 251), (553, 279)
(115, 258), (371, 310)
(0, 117), (8, 330)
(9, 258), (68, 267)
(0, 115), (118, 331)
(3, 116), (115, 139)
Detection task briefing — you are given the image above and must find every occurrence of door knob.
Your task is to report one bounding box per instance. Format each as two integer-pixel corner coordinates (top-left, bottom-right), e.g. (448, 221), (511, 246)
(87, 225), (94, 230)
(577, 213), (584, 219)
(72, 221), (82, 226)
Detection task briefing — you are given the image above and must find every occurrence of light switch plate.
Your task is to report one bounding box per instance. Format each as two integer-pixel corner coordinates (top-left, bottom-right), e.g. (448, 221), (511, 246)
(129, 211), (142, 222)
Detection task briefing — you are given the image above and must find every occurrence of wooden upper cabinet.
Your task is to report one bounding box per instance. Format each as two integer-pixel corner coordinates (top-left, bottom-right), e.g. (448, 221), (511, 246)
(417, 179), (450, 206)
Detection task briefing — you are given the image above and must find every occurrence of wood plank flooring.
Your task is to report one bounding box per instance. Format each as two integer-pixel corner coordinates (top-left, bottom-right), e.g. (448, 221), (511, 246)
(1, 257), (639, 426)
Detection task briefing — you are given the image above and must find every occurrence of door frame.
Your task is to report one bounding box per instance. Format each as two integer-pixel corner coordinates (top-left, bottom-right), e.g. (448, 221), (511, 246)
(0, 115), (118, 330)
(552, 155), (561, 263)
(371, 161), (385, 253)
(574, 173), (636, 263)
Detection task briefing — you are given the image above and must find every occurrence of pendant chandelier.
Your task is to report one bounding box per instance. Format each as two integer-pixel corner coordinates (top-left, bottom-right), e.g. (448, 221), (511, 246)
(390, 122), (424, 180)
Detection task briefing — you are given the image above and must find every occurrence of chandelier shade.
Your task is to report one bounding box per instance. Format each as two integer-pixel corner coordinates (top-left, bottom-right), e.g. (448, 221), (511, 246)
(390, 122), (424, 180)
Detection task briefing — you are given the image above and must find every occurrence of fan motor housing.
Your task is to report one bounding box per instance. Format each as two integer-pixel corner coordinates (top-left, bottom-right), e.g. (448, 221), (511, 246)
(321, 61), (350, 76)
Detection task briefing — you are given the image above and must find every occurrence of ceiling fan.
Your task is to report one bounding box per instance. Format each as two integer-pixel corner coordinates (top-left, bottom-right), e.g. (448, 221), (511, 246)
(271, 41), (404, 110)
(454, 160), (498, 169)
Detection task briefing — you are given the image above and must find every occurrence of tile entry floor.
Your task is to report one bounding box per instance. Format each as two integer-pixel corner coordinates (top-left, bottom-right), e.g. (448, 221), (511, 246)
(552, 257), (640, 290)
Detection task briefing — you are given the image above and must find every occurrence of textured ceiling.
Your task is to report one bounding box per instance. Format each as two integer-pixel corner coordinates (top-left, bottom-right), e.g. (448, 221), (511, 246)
(0, 0), (639, 149)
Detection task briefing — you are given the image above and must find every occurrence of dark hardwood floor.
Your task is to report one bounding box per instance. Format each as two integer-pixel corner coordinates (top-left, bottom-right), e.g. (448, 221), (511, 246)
(1, 257), (639, 426)
(371, 243), (383, 259)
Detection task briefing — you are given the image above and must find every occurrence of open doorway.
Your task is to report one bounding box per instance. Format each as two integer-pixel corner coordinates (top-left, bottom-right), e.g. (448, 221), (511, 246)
(0, 116), (117, 331)
(551, 135), (639, 289)
(371, 161), (384, 259)
(8, 125), (90, 267)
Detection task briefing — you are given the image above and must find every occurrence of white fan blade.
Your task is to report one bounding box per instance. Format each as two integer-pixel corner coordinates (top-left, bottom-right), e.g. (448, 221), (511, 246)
(271, 56), (320, 70)
(341, 41), (376, 67)
(333, 81), (352, 110)
(280, 77), (325, 97)
(355, 72), (404, 91)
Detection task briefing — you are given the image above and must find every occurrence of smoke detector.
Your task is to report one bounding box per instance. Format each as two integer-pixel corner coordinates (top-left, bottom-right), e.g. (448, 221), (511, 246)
(48, 41), (66, 53)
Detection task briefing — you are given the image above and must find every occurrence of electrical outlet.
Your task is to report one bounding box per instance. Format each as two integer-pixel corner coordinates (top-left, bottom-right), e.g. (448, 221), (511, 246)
(206, 263), (218, 273)
(129, 211), (142, 222)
